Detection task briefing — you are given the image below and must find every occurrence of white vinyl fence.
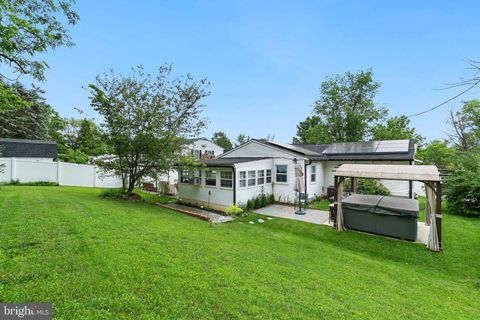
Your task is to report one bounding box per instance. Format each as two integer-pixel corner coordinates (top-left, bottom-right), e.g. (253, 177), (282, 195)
(0, 158), (122, 188)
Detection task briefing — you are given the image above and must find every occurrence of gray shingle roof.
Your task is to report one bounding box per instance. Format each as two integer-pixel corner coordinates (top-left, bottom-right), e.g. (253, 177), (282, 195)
(0, 138), (57, 158)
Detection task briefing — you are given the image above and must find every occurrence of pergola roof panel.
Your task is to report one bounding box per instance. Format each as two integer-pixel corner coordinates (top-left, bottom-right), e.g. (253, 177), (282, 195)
(335, 164), (441, 182)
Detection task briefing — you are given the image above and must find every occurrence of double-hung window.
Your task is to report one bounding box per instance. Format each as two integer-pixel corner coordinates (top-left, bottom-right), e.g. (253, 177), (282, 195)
(276, 165), (287, 183)
(181, 169), (190, 184)
(266, 169), (272, 183)
(205, 170), (217, 186)
(248, 171), (256, 186)
(220, 171), (233, 188)
(311, 165), (316, 182)
(257, 170), (265, 185)
(239, 171), (246, 187)
(193, 169), (202, 185)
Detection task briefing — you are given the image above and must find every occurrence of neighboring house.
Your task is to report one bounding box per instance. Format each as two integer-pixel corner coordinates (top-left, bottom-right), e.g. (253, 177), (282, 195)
(0, 138), (57, 161)
(177, 139), (416, 211)
(190, 138), (224, 159)
(143, 138), (224, 194)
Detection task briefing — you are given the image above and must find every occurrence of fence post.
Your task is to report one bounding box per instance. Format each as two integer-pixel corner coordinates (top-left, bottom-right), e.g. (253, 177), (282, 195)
(93, 166), (97, 188)
(11, 158), (16, 182)
(57, 161), (62, 185)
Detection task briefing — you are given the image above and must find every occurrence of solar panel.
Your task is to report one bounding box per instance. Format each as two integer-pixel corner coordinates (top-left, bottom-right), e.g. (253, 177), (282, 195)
(375, 140), (409, 153)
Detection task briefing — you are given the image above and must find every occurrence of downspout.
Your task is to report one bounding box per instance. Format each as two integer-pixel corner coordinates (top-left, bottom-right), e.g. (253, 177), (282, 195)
(304, 159), (312, 194)
(409, 160), (413, 199)
(232, 165), (237, 205)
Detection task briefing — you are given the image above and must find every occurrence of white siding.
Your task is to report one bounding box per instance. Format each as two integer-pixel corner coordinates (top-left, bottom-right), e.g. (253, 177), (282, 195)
(192, 139), (224, 157)
(235, 159), (274, 206)
(306, 161), (325, 199)
(177, 166), (234, 209)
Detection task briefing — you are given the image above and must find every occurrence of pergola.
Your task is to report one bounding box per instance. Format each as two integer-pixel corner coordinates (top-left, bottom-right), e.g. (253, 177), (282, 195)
(333, 164), (442, 252)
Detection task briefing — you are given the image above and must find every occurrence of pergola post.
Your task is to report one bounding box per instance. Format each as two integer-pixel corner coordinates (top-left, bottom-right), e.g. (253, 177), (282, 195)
(436, 181), (443, 250)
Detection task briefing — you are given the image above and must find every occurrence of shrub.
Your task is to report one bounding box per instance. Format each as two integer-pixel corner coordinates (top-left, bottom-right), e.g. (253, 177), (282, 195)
(2, 180), (58, 186)
(246, 199), (254, 210)
(355, 179), (390, 196)
(225, 204), (244, 216)
(254, 196), (262, 209)
(100, 188), (126, 199)
(444, 151), (480, 216)
(260, 194), (268, 207)
(268, 194), (275, 204)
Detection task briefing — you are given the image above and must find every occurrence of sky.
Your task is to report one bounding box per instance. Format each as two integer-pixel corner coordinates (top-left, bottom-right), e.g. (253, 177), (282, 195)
(15, 0), (480, 143)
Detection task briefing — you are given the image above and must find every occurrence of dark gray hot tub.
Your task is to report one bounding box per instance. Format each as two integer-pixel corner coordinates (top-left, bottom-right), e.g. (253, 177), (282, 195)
(341, 194), (419, 241)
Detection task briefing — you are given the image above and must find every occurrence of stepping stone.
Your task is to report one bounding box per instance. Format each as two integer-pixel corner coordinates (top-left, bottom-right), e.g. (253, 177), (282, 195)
(258, 219), (265, 223)
(249, 221), (255, 225)
(267, 217), (273, 220)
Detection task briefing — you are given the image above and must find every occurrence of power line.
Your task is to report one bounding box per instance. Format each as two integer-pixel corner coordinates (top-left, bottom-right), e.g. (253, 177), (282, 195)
(407, 78), (480, 118)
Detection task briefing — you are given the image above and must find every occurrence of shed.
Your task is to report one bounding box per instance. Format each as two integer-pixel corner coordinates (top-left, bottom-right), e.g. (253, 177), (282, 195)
(0, 138), (57, 159)
(333, 164), (442, 252)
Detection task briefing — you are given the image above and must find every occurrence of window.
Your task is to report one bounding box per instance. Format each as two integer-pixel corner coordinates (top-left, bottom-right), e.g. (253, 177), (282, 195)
(257, 170), (265, 185)
(266, 169), (272, 183)
(205, 170), (217, 186)
(181, 169), (190, 184)
(193, 169), (202, 185)
(276, 165), (287, 182)
(193, 149), (202, 159)
(248, 170), (256, 186)
(239, 171), (246, 188)
(220, 171), (233, 188)
(206, 150), (215, 156)
(311, 165), (316, 182)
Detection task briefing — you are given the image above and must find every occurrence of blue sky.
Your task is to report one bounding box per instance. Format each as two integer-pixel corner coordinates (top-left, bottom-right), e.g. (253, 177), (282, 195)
(23, 0), (480, 143)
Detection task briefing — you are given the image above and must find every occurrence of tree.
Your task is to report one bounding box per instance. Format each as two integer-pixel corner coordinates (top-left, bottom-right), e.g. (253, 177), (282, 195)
(294, 69), (387, 143)
(0, 82), (53, 140)
(0, 82), (32, 111)
(235, 134), (250, 146)
(446, 100), (480, 151)
(211, 131), (233, 151)
(0, 0), (79, 81)
(371, 115), (425, 145)
(416, 140), (454, 167)
(89, 65), (209, 196)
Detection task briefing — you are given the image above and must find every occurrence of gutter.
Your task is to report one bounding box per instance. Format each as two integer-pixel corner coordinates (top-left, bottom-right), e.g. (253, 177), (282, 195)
(304, 159), (312, 194)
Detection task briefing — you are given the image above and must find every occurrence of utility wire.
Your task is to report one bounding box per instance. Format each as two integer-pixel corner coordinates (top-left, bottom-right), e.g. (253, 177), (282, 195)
(407, 78), (480, 118)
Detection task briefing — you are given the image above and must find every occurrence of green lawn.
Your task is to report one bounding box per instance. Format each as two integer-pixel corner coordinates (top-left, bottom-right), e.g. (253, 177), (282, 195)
(0, 186), (479, 319)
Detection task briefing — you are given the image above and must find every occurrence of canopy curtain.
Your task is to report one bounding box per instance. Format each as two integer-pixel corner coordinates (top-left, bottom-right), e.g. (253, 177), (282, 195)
(425, 183), (440, 251)
(336, 178), (346, 231)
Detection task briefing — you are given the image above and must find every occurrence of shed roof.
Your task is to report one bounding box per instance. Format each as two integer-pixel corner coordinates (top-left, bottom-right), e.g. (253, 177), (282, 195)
(201, 157), (269, 167)
(0, 138), (57, 158)
(334, 164), (441, 181)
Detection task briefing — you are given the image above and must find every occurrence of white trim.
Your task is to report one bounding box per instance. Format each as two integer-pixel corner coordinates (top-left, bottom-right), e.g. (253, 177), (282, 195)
(219, 140), (309, 160)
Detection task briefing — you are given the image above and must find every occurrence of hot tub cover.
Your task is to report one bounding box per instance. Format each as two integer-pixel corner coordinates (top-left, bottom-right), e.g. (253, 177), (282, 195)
(342, 194), (419, 217)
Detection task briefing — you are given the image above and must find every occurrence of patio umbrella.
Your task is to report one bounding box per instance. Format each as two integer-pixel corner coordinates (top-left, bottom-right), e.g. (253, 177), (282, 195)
(294, 163), (305, 193)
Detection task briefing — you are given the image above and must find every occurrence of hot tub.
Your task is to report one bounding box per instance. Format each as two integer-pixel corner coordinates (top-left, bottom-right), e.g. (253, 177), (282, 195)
(341, 194), (419, 241)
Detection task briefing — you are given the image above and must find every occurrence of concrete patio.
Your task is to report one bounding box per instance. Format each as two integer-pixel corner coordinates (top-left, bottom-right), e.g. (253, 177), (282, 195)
(255, 204), (430, 245)
(255, 204), (330, 225)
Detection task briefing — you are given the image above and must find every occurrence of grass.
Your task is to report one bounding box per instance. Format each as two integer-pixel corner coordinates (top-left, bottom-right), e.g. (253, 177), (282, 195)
(309, 197), (331, 210)
(0, 186), (479, 319)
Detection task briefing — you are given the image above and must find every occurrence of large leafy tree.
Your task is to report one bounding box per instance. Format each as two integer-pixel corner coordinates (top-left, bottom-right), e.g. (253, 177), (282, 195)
(0, 82), (53, 140)
(447, 100), (480, 151)
(416, 140), (454, 167)
(295, 69), (387, 143)
(0, 0), (79, 82)
(371, 115), (425, 145)
(211, 131), (233, 151)
(89, 65), (209, 195)
(235, 134), (250, 146)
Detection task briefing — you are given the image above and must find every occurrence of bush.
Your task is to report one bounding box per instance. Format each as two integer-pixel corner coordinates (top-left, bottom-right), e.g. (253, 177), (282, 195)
(2, 180), (58, 186)
(254, 196), (262, 209)
(268, 194), (275, 204)
(355, 179), (390, 196)
(100, 188), (125, 199)
(246, 199), (255, 210)
(444, 151), (480, 216)
(260, 194), (268, 207)
(224, 204), (244, 216)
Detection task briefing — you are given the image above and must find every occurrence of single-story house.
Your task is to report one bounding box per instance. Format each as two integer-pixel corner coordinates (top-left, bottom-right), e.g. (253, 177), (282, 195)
(177, 139), (416, 211)
(0, 138), (57, 161)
